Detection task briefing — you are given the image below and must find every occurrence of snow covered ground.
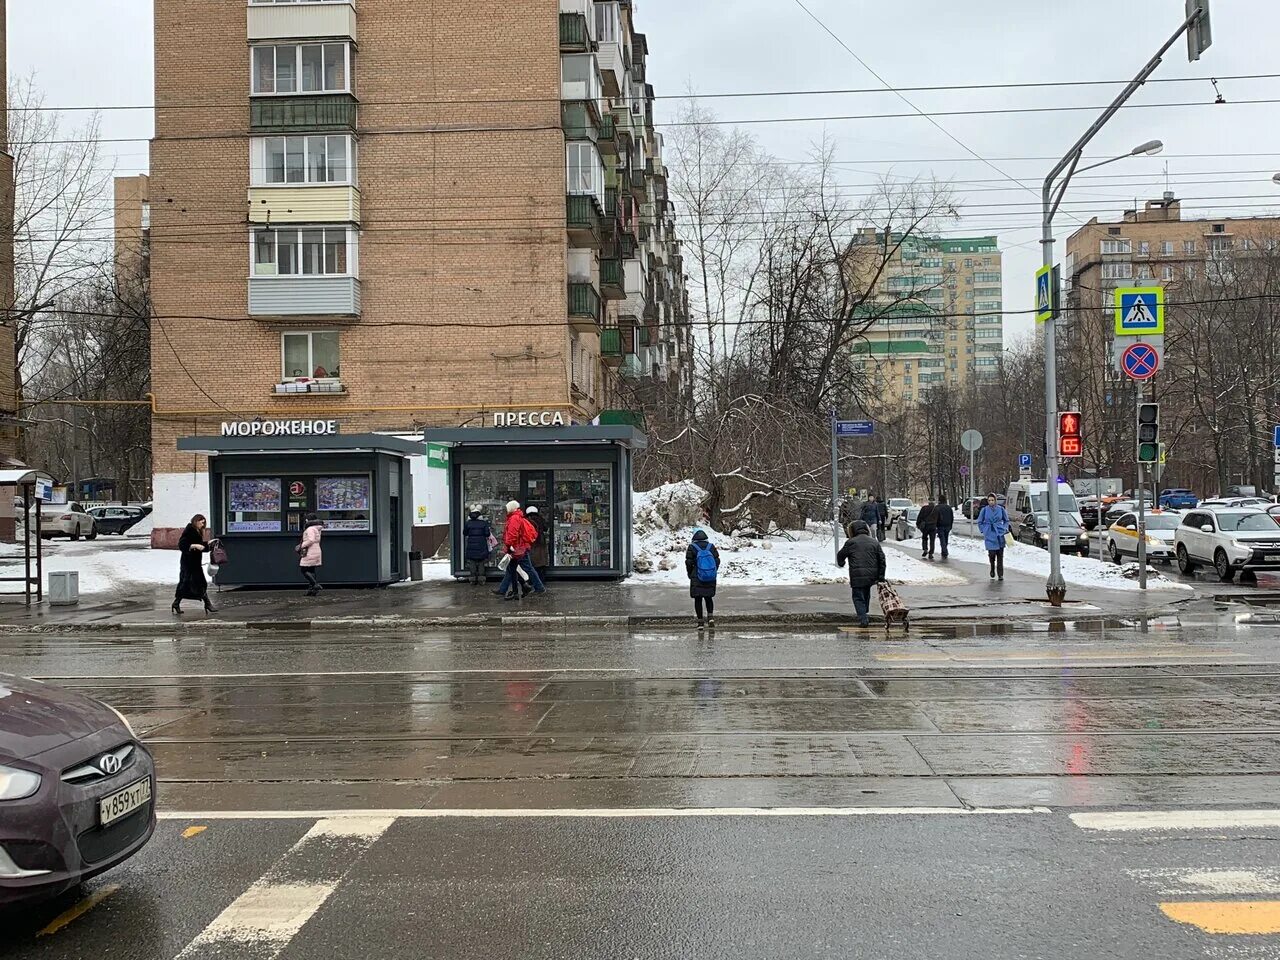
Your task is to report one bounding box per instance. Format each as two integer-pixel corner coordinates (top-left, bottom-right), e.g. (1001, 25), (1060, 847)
(0, 538), (180, 595)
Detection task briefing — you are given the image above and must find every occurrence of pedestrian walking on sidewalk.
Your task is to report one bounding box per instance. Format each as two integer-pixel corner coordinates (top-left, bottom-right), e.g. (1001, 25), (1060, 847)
(526, 505), (550, 583)
(876, 497), (888, 541)
(495, 500), (545, 600)
(172, 514), (217, 615)
(977, 493), (1010, 581)
(297, 514), (324, 596)
(462, 506), (493, 585)
(837, 520), (886, 627)
(917, 498), (939, 560)
(685, 528), (720, 627)
(936, 495), (955, 560)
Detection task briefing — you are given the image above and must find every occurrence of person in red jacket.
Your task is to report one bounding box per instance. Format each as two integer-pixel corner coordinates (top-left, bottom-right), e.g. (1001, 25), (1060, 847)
(493, 500), (547, 600)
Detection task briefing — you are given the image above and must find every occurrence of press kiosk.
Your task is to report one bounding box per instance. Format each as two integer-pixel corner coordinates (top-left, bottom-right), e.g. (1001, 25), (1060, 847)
(425, 422), (646, 580)
(178, 422), (420, 587)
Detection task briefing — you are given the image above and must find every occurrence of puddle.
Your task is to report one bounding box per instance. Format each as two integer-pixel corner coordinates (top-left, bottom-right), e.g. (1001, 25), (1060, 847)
(916, 616), (1186, 639)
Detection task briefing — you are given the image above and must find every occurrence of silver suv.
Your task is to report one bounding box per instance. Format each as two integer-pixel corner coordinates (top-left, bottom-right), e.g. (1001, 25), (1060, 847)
(1175, 508), (1280, 582)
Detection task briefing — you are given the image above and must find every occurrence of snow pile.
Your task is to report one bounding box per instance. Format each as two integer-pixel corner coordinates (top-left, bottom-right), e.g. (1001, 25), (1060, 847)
(945, 529), (1191, 592)
(630, 481), (960, 586)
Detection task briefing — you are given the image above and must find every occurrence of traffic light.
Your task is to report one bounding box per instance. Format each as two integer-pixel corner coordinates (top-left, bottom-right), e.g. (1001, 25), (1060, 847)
(1137, 403), (1160, 463)
(1058, 411), (1082, 458)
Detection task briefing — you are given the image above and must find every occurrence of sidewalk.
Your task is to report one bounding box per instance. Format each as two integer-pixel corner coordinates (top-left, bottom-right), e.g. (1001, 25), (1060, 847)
(0, 555), (1190, 633)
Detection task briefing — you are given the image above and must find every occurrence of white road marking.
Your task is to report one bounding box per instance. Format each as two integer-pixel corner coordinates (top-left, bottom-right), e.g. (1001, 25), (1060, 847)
(1072, 810), (1280, 832)
(160, 806), (1051, 821)
(175, 816), (392, 959)
(1127, 868), (1280, 896)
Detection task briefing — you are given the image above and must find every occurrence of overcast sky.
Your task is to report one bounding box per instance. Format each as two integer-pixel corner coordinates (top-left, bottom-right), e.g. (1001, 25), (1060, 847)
(11, 0), (1280, 341)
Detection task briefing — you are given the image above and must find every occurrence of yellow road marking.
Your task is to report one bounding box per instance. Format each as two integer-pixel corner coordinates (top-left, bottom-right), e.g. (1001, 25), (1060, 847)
(1160, 900), (1280, 935)
(37, 884), (121, 937)
(182, 825), (208, 839)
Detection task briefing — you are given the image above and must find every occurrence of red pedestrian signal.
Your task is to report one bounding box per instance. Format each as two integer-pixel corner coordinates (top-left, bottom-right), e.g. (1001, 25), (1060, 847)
(1058, 411), (1082, 459)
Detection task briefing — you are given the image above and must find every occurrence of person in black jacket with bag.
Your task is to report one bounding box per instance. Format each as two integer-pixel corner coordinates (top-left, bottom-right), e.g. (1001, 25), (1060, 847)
(837, 520), (887, 627)
(461, 506), (493, 585)
(172, 514), (217, 615)
(935, 495), (955, 560)
(916, 498), (939, 560)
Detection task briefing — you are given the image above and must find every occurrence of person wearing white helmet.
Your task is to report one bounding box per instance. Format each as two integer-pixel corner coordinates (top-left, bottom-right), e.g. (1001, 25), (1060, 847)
(461, 504), (494, 585)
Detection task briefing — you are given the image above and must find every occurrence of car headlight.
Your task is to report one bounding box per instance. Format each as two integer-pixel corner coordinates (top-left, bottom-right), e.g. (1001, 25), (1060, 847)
(107, 704), (137, 739)
(1078, 533), (1089, 543)
(0, 764), (41, 801)
(1038, 533), (1049, 541)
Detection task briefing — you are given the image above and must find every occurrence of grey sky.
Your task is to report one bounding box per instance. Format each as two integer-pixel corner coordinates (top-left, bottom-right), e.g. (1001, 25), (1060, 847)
(11, 0), (1280, 341)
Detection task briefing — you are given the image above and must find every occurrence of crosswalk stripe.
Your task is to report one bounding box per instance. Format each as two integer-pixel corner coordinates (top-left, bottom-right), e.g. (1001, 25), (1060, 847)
(1071, 810), (1280, 832)
(175, 817), (392, 959)
(1160, 901), (1280, 935)
(159, 806), (1052, 820)
(1127, 869), (1280, 896)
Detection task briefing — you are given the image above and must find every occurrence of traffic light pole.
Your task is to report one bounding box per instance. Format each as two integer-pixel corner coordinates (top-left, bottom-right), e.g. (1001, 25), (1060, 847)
(1039, 5), (1206, 606)
(1136, 382), (1148, 590)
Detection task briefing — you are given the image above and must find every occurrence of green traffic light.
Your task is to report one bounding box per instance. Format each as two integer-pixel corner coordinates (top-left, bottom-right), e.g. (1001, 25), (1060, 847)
(1138, 442), (1159, 463)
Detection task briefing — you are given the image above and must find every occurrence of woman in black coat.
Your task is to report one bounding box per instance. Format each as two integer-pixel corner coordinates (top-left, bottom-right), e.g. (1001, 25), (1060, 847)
(173, 514), (216, 615)
(684, 528), (721, 626)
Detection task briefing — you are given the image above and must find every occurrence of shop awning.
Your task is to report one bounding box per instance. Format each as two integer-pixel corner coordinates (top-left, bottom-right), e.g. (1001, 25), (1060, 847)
(178, 434), (425, 457)
(423, 425), (647, 449)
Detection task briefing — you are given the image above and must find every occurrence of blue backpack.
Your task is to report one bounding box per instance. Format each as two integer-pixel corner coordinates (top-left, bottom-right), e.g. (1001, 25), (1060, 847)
(693, 540), (718, 583)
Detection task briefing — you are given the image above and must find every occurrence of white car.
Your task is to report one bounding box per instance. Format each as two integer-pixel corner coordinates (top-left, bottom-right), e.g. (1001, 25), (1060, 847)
(1175, 508), (1280, 582)
(39, 502), (97, 540)
(886, 498), (914, 523)
(1199, 497), (1272, 510)
(1103, 511), (1179, 564)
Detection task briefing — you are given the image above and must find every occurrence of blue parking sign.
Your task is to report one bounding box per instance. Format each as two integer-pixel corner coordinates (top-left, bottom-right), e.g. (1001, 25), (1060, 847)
(1274, 425), (1280, 448)
(1018, 453), (1032, 469)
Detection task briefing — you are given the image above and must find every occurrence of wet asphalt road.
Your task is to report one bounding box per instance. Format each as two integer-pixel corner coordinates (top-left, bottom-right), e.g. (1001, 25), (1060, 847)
(5, 608), (1280, 956)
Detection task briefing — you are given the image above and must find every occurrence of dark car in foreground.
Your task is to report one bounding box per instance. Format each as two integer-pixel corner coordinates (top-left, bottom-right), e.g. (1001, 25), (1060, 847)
(0, 675), (154, 905)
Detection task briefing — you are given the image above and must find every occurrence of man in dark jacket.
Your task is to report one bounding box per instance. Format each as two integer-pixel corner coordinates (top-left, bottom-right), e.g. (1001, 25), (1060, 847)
(916, 498), (938, 560)
(837, 521), (887, 627)
(860, 497), (881, 529)
(876, 498), (888, 541)
(461, 506), (493, 585)
(935, 495), (955, 560)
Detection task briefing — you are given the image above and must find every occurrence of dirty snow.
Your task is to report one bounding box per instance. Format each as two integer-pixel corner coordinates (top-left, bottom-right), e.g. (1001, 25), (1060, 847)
(628, 482), (960, 587)
(945, 528), (1191, 591)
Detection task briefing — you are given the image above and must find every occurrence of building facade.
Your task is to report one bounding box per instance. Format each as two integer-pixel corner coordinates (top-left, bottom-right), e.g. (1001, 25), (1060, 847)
(0, 0), (20, 461)
(150, 0), (687, 521)
(854, 234), (1003, 404)
(113, 173), (150, 294)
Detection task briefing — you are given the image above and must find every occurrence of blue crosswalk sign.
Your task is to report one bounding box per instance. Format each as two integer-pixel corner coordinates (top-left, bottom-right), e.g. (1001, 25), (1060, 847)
(1115, 287), (1165, 335)
(1035, 266), (1053, 323)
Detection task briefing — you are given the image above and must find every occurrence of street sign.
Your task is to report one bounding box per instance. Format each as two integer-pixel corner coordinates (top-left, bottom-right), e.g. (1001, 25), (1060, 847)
(1018, 454), (1032, 470)
(1274, 448), (1280, 465)
(1186, 0), (1212, 61)
(960, 465), (970, 477)
(1115, 287), (1165, 336)
(1121, 342), (1161, 381)
(960, 429), (983, 452)
(1274, 425), (1280, 448)
(1035, 265), (1054, 324)
(835, 420), (874, 437)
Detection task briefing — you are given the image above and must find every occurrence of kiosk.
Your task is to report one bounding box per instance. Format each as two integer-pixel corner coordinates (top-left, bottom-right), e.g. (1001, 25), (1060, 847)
(425, 424), (645, 580)
(177, 428), (420, 587)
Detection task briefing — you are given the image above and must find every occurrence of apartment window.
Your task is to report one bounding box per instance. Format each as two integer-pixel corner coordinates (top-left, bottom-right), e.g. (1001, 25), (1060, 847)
(1135, 264), (1153, 280)
(1184, 239), (1196, 254)
(1162, 265), (1175, 281)
(595, 2), (620, 43)
(252, 43), (351, 95)
(252, 135), (354, 186)
(976, 357), (998, 367)
(1212, 223), (1225, 233)
(566, 142), (605, 200)
(976, 329), (1002, 340)
(561, 53), (602, 103)
(282, 331), (340, 381)
(973, 272), (1001, 283)
(1241, 238), (1253, 251)
(1185, 264), (1197, 281)
(1209, 236), (1232, 254)
(1101, 239), (1132, 254)
(1160, 240), (1174, 255)
(1137, 240), (1149, 256)
(903, 376), (913, 385)
(975, 300), (1001, 311)
(1101, 262), (1132, 280)
(253, 227), (354, 276)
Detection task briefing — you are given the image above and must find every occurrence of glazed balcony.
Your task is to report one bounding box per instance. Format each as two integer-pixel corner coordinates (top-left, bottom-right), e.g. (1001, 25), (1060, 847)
(248, 276), (361, 318)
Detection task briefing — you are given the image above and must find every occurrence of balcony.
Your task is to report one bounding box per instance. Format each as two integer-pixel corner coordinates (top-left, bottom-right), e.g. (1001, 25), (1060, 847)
(600, 327), (623, 365)
(251, 94), (358, 134)
(568, 281), (602, 333)
(566, 194), (603, 249)
(248, 1), (356, 42)
(248, 186), (361, 225)
(561, 100), (600, 142)
(598, 113), (617, 155)
(620, 353), (643, 379)
(600, 258), (625, 300)
(559, 12), (591, 51)
(249, 276), (361, 318)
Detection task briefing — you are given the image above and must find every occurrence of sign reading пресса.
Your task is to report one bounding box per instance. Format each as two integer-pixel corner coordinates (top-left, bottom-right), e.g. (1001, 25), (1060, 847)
(492, 411), (568, 427)
(220, 420), (339, 437)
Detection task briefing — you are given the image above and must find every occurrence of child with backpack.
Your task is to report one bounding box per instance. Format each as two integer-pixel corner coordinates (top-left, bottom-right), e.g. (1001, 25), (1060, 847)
(685, 528), (721, 627)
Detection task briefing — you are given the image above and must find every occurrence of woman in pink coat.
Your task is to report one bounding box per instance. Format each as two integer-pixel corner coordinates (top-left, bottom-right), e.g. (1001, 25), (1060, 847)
(298, 514), (324, 595)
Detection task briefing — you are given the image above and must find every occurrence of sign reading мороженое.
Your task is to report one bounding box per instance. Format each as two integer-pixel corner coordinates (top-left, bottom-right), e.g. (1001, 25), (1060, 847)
(492, 411), (568, 428)
(220, 420), (339, 437)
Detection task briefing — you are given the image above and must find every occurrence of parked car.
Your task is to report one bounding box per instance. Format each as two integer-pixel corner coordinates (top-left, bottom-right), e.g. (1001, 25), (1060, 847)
(1015, 511), (1089, 554)
(86, 506), (148, 536)
(38, 503), (95, 541)
(886, 498), (914, 523)
(0, 674), (155, 905)
(1158, 488), (1198, 510)
(894, 506), (921, 542)
(1103, 499), (1143, 526)
(1200, 496), (1272, 510)
(1175, 508), (1280, 582)
(1103, 511), (1179, 564)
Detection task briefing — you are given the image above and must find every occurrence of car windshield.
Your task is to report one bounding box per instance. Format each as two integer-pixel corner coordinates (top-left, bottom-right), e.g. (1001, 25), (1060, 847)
(1035, 512), (1079, 530)
(1218, 512), (1279, 532)
(1145, 516), (1181, 530)
(1031, 492), (1079, 512)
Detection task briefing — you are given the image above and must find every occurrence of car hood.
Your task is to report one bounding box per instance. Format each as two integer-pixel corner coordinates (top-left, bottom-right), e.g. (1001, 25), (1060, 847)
(0, 674), (121, 761)
(1228, 531), (1280, 543)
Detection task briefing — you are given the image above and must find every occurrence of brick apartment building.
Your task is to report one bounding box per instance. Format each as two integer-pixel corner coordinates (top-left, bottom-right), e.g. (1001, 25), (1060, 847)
(113, 173), (150, 294)
(0, 0), (20, 461)
(853, 233), (1004, 404)
(150, 0), (689, 520)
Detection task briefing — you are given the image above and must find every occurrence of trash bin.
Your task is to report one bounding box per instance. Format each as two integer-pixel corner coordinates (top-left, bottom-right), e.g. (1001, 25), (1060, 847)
(48, 570), (79, 605)
(409, 551), (424, 582)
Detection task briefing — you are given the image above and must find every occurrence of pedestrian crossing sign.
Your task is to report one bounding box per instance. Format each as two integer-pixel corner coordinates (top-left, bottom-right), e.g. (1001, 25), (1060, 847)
(1115, 287), (1165, 336)
(1035, 265), (1053, 323)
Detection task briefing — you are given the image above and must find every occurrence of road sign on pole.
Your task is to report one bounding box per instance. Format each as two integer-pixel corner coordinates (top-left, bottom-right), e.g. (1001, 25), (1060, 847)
(960, 429), (983, 452)
(1115, 288), (1165, 336)
(1018, 454), (1032, 470)
(1186, 0), (1212, 61)
(1035, 265), (1054, 324)
(1121, 342), (1161, 381)
(835, 420), (875, 437)
(1274, 425), (1280, 448)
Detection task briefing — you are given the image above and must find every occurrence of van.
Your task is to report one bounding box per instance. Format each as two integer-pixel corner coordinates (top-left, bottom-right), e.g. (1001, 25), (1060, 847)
(1004, 479), (1082, 540)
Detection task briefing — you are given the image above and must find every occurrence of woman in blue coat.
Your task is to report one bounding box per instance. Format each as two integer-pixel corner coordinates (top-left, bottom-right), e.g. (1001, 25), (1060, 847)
(976, 493), (1010, 580)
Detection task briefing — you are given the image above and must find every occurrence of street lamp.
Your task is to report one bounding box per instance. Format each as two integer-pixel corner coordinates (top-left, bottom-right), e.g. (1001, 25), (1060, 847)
(1040, 6), (1208, 607)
